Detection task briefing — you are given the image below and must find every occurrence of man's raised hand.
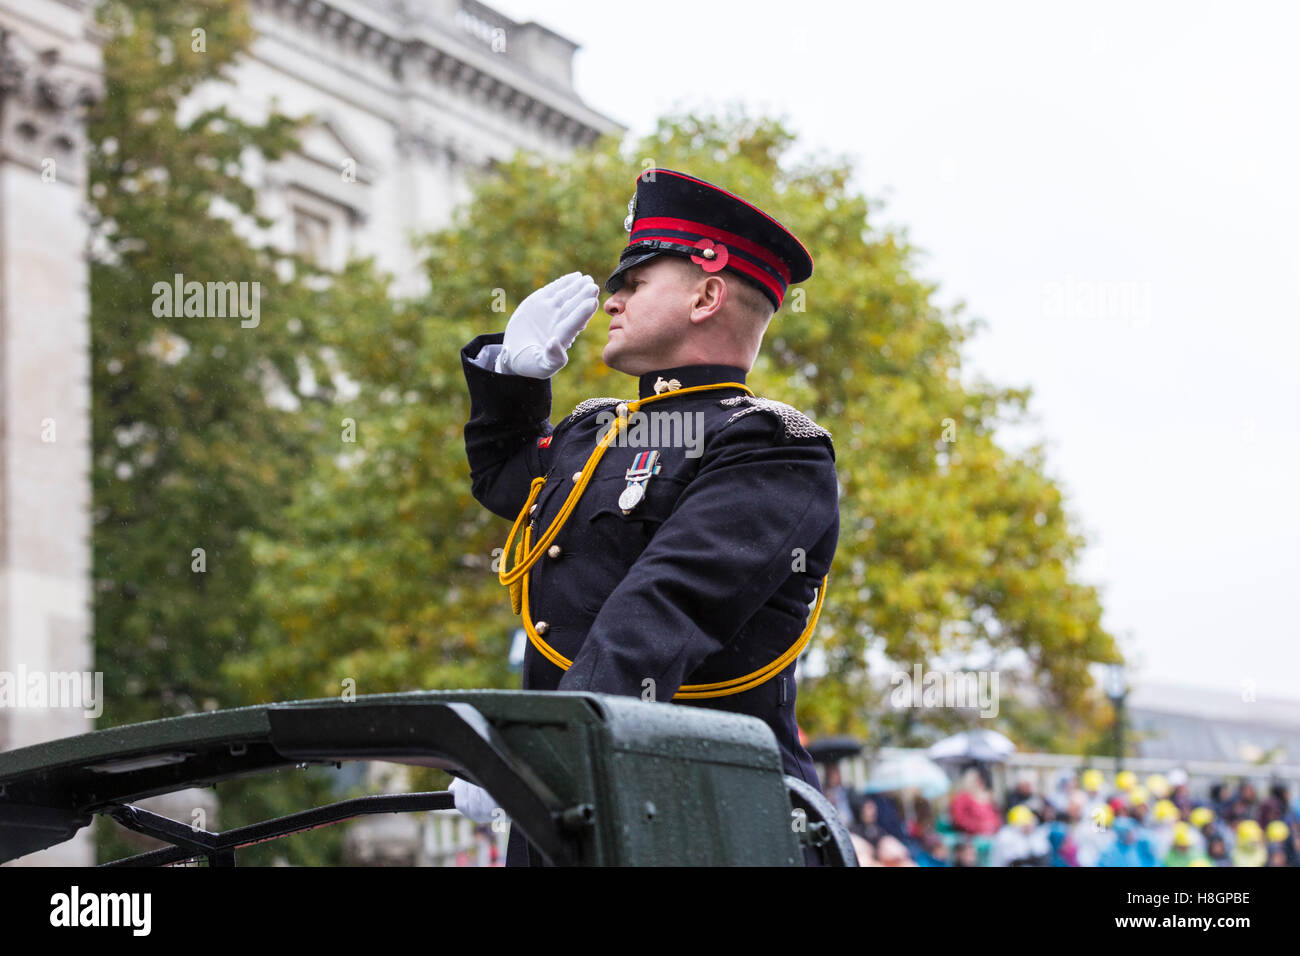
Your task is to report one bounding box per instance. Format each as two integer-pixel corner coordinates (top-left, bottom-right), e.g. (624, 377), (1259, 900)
(496, 272), (600, 378)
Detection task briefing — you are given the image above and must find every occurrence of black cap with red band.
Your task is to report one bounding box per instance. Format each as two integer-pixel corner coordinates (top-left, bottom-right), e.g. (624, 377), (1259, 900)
(604, 168), (813, 312)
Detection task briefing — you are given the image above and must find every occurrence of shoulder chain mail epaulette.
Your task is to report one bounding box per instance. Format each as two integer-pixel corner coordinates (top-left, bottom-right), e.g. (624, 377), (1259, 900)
(565, 397), (624, 424)
(718, 395), (832, 440)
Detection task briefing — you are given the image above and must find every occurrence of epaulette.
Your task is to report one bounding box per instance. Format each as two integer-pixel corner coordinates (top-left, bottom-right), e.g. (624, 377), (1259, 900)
(564, 397), (623, 424)
(718, 395), (832, 441)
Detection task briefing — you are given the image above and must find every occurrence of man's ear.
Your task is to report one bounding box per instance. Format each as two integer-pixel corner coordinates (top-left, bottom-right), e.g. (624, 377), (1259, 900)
(688, 274), (728, 325)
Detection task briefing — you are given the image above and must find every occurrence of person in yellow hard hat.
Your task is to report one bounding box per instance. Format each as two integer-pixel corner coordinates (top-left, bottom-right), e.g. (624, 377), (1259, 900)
(1265, 819), (1294, 867)
(1124, 786), (1159, 855)
(1069, 799), (1116, 867)
(1115, 770), (1137, 792)
(1093, 802), (1115, 829)
(1149, 798), (1181, 858)
(1189, 806), (1214, 829)
(991, 804), (1048, 866)
(1145, 774), (1170, 799)
(1075, 768), (1110, 865)
(1080, 768), (1105, 795)
(1163, 822), (1207, 867)
(1232, 820), (1267, 867)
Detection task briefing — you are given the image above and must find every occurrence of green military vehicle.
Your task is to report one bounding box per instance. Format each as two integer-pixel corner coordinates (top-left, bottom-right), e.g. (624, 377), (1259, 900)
(0, 690), (856, 866)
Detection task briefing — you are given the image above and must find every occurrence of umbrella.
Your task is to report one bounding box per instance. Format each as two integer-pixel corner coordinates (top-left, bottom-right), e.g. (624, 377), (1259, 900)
(806, 736), (863, 764)
(927, 729), (1017, 763)
(862, 753), (951, 799)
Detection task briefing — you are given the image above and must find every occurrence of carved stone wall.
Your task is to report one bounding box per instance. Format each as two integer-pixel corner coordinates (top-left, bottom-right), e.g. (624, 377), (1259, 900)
(0, 0), (104, 867)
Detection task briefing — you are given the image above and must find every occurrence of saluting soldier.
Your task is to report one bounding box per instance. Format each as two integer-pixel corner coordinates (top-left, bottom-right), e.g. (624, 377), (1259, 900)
(454, 168), (839, 865)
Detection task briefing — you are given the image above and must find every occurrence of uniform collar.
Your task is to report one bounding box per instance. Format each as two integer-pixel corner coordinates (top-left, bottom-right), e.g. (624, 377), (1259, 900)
(636, 364), (748, 400)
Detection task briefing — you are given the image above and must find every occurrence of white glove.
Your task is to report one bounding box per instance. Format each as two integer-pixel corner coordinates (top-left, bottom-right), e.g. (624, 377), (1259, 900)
(497, 272), (600, 378)
(449, 776), (499, 824)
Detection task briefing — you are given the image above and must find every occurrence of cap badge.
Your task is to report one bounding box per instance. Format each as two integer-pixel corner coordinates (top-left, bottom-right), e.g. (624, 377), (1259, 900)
(690, 237), (729, 273)
(624, 193), (637, 232)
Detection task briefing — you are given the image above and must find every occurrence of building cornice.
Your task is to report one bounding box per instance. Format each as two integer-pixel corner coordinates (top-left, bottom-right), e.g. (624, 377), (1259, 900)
(252, 0), (623, 154)
(0, 23), (102, 183)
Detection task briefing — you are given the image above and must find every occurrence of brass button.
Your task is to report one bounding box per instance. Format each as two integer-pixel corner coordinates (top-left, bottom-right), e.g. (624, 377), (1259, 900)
(547, 545), (562, 559)
(572, 471), (583, 483)
(534, 621), (549, 635)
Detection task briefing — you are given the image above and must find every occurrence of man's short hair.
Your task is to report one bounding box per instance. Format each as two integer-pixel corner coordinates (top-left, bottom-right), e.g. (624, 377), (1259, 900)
(727, 271), (777, 324)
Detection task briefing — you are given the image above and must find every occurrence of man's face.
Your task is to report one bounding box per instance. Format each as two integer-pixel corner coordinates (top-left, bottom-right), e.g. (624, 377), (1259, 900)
(601, 257), (697, 374)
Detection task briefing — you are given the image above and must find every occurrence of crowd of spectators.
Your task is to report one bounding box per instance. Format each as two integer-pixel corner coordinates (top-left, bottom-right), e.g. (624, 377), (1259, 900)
(822, 763), (1300, 867)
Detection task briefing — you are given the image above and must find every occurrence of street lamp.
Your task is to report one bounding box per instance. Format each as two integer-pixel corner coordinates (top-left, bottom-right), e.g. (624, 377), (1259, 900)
(1104, 662), (1128, 773)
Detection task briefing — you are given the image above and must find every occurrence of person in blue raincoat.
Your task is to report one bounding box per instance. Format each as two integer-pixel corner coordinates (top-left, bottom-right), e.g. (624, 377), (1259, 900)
(1098, 816), (1156, 867)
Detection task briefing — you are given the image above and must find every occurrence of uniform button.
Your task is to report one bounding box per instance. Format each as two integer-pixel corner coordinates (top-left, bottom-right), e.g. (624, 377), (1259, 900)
(534, 621), (549, 635)
(572, 471), (583, 483)
(547, 545), (562, 559)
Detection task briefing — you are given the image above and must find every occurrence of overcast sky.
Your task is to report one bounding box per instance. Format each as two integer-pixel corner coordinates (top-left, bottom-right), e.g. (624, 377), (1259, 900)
(489, 0), (1300, 701)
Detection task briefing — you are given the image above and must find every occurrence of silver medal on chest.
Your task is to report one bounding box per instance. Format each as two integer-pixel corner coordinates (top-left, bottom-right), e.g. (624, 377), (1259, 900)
(618, 483), (645, 512)
(620, 449), (661, 514)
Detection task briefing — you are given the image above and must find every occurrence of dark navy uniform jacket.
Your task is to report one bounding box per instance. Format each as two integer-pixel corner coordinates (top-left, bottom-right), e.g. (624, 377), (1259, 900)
(461, 332), (839, 865)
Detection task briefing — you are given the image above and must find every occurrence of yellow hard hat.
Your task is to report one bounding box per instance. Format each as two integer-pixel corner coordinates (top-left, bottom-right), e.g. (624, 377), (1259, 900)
(1081, 769), (1104, 792)
(1266, 820), (1289, 843)
(1008, 805), (1035, 827)
(1236, 820), (1263, 843)
(1173, 822), (1193, 847)
(1189, 807), (1214, 828)
(1128, 786), (1149, 806)
(1116, 770), (1137, 791)
(1153, 799), (1179, 822)
(1145, 774), (1170, 798)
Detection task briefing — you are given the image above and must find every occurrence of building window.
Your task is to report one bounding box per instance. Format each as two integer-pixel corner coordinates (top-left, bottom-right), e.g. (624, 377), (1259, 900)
(293, 206), (333, 267)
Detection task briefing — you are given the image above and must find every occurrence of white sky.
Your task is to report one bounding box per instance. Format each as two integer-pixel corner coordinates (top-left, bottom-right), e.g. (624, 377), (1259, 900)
(489, 0), (1300, 701)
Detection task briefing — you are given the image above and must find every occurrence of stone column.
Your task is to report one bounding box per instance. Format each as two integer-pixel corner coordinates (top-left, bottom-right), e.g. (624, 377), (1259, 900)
(0, 0), (103, 866)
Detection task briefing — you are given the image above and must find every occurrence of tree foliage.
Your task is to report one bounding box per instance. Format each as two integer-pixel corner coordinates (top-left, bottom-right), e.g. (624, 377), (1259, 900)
(90, 0), (323, 725)
(89, 0), (369, 862)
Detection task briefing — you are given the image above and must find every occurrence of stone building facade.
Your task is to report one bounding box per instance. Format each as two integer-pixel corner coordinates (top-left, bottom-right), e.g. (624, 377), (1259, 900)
(228, 0), (621, 294)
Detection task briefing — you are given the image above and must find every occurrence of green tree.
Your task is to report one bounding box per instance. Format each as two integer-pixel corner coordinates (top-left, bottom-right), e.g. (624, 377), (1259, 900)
(88, 0), (372, 862)
(90, 0), (321, 725)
